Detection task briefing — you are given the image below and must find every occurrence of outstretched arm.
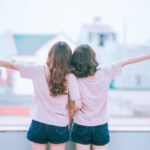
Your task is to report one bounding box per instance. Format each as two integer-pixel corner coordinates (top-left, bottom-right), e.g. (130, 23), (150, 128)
(0, 60), (19, 71)
(119, 54), (150, 67)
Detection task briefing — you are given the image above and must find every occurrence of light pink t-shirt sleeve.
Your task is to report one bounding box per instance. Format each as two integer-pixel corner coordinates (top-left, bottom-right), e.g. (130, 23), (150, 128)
(103, 62), (122, 82)
(67, 74), (81, 101)
(18, 64), (43, 79)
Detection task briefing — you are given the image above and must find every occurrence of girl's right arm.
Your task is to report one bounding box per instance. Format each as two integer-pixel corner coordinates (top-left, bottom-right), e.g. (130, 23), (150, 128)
(119, 54), (150, 67)
(68, 100), (75, 128)
(0, 60), (19, 71)
(68, 100), (82, 128)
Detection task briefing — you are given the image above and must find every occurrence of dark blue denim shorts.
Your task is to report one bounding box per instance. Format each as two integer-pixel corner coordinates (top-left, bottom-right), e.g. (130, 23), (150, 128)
(71, 122), (110, 146)
(27, 120), (69, 144)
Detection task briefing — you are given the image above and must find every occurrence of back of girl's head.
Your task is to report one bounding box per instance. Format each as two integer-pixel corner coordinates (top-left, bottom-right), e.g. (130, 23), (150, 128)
(71, 44), (99, 78)
(46, 41), (72, 96)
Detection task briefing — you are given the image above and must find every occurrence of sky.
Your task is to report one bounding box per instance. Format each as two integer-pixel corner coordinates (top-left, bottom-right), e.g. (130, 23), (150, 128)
(0, 0), (150, 44)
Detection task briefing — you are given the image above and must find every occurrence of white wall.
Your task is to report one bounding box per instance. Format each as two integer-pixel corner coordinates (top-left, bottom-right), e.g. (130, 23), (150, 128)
(0, 130), (150, 150)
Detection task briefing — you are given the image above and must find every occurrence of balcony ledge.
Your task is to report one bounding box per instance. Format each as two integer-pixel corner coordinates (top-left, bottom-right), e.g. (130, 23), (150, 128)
(1, 126), (150, 132)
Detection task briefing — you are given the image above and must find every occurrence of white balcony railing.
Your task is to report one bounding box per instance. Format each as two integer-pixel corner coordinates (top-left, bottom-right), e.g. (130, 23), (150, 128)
(0, 126), (150, 150)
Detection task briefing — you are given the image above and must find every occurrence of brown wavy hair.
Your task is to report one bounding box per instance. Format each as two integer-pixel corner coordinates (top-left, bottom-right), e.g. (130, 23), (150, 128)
(46, 41), (72, 96)
(71, 44), (99, 78)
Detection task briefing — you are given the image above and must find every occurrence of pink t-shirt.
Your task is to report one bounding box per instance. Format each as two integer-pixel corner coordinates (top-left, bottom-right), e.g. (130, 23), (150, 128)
(18, 64), (80, 126)
(74, 63), (122, 126)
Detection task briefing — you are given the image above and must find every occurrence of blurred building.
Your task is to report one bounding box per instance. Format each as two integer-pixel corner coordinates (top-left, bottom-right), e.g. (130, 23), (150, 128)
(0, 31), (17, 93)
(0, 32), (76, 95)
(78, 18), (121, 65)
(115, 45), (150, 89)
(78, 19), (150, 89)
(0, 20), (150, 94)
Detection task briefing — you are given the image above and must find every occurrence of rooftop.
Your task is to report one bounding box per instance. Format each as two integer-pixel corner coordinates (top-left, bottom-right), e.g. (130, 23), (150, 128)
(13, 34), (56, 55)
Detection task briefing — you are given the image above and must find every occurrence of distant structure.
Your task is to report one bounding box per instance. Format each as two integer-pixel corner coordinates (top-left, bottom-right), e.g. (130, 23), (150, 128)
(115, 45), (150, 89)
(0, 32), (76, 95)
(0, 31), (17, 93)
(36, 34), (76, 64)
(78, 18), (150, 89)
(78, 17), (121, 65)
(0, 19), (150, 95)
(79, 17), (116, 47)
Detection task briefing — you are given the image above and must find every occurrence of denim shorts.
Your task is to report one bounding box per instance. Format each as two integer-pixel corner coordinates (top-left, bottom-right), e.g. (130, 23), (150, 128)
(71, 122), (110, 146)
(27, 120), (69, 144)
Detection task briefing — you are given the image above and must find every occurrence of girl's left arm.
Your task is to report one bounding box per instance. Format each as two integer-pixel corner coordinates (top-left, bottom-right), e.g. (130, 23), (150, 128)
(119, 54), (150, 67)
(68, 100), (82, 121)
(68, 100), (82, 128)
(0, 60), (19, 71)
(68, 101), (75, 128)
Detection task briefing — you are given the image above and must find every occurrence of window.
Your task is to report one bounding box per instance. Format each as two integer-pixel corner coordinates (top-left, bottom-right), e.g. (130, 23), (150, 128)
(99, 34), (105, 46)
